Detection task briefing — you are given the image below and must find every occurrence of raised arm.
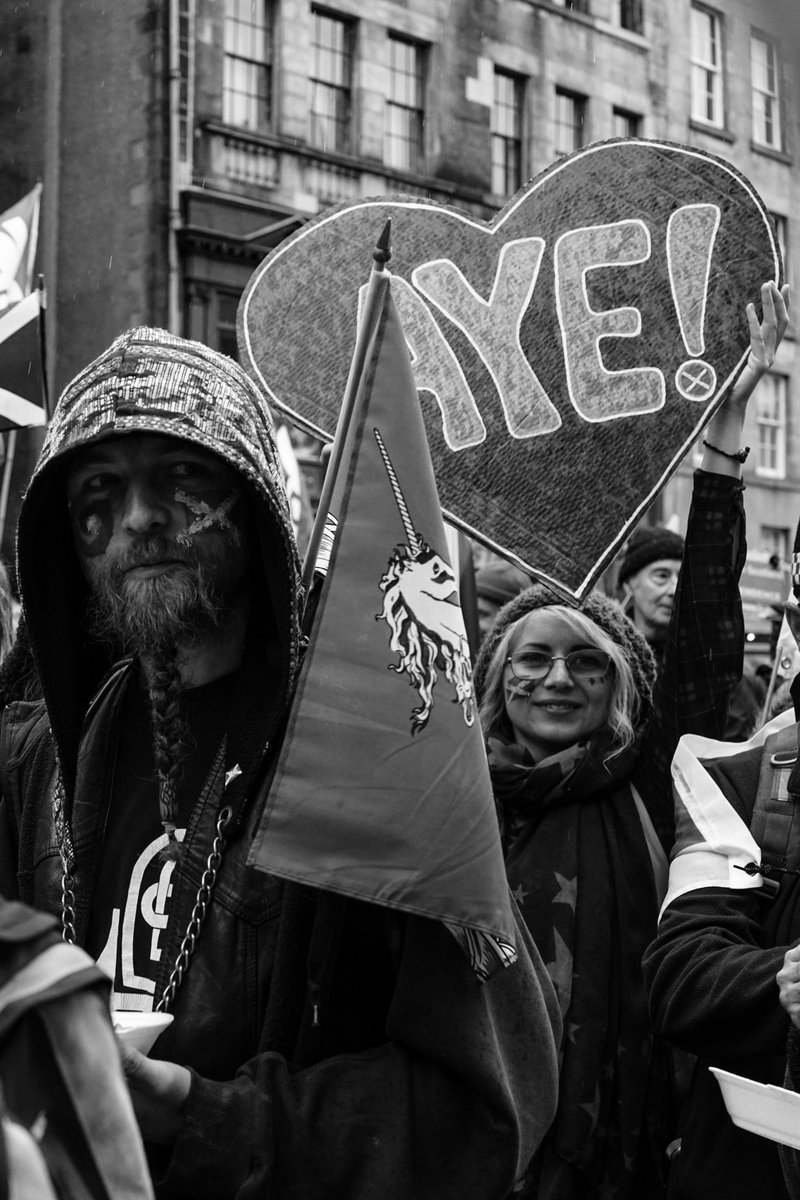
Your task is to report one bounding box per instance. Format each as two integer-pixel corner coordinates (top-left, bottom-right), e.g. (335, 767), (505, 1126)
(634, 282), (791, 850)
(701, 281), (791, 474)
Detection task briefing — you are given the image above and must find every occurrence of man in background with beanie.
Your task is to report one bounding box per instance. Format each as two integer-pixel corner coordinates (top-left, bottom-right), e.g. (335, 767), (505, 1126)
(0, 327), (561, 1199)
(618, 526), (685, 661)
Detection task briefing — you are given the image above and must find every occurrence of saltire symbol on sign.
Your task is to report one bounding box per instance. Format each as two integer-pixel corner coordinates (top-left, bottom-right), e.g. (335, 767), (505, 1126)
(374, 427), (475, 734)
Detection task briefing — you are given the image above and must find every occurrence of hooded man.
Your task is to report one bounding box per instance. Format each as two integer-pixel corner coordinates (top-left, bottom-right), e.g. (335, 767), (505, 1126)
(0, 327), (561, 1199)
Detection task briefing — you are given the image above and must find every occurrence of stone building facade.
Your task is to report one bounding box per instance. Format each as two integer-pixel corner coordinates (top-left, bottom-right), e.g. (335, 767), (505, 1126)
(0, 0), (798, 631)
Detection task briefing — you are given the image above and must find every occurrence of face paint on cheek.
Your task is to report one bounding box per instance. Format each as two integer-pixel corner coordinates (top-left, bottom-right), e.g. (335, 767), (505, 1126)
(174, 488), (242, 548)
(70, 501), (113, 559)
(505, 679), (535, 702)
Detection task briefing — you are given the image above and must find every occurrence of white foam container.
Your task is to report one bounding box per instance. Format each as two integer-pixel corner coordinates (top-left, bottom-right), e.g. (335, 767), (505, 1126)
(711, 1066), (800, 1149)
(111, 1011), (174, 1055)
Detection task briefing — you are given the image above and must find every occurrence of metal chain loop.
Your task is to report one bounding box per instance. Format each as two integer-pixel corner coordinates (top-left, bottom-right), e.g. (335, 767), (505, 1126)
(54, 767), (79, 946)
(61, 869), (77, 945)
(156, 804), (233, 1013)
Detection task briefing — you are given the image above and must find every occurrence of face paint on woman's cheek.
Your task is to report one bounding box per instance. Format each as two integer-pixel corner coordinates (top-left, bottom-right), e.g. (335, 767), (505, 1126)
(174, 488), (242, 548)
(70, 501), (113, 559)
(505, 679), (535, 702)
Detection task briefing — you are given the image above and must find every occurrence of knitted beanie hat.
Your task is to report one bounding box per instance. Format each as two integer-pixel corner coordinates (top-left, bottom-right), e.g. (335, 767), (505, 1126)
(617, 525), (684, 587)
(473, 584), (657, 727)
(475, 560), (531, 606)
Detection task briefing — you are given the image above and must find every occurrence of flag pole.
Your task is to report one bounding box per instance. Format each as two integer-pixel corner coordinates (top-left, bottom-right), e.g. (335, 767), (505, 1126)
(37, 273), (49, 417)
(0, 430), (16, 551)
(301, 219), (392, 598)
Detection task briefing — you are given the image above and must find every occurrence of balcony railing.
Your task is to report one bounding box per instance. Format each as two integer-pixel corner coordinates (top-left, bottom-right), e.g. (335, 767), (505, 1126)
(209, 129), (280, 189)
(199, 121), (490, 216)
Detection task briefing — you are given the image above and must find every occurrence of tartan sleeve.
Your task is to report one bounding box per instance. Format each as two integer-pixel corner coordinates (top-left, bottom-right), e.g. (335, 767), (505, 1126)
(636, 469), (746, 850)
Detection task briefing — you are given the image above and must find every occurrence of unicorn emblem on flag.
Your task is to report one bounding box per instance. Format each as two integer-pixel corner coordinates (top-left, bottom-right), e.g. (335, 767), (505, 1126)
(374, 428), (475, 735)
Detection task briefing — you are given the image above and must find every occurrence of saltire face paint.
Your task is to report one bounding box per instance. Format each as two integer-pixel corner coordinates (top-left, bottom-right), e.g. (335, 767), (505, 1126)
(174, 488), (241, 547)
(505, 679), (536, 701)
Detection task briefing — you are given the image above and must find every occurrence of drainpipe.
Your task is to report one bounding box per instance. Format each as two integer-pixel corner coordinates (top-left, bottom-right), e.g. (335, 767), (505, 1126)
(167, 0), (190, 333)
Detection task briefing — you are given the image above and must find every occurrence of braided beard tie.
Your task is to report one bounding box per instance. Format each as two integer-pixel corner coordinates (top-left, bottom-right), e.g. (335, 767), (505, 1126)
(159, 776), (179, 845)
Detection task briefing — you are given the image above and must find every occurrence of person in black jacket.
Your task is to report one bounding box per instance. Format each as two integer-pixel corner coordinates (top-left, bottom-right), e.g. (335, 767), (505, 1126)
(0, 326), (561, 1200)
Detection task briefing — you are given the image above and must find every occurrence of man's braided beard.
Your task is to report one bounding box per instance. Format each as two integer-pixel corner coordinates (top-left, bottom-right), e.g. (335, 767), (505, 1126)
(85, 533), (246, 860)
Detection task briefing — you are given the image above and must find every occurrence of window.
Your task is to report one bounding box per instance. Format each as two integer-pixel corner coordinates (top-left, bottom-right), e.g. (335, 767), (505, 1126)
(554, 89), (587, 158)
(761, 525), (790, 564)
(771, 212), (790, 286)
(615, 0), (643, 34)
(551, 0), (589, 11)
(215, 292), (240, 361)
(385, 34), (426, 173)
(186, 286), (242, 356)
(690, 6), (724, 127)
(755, 374), (787, 478)
(751, 33), (782, 150)
(492, 69), (524, 196)
(612, 107), (641, 138)
(177, 0), (193, 161)
(310, 8), (354, 154)
(223, 0), (272, 130)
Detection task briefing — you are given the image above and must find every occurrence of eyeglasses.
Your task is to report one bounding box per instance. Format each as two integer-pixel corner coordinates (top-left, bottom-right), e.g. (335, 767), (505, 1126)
(506, 648), (612, 682)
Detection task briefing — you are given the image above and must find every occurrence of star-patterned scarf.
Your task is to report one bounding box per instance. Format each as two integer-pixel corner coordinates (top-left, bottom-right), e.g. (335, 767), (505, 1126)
(489, 735), (672, 1199)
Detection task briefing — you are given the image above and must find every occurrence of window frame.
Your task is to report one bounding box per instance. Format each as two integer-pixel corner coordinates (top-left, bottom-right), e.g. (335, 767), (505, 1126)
(690, 4), (725, 129)
(491, 68), (525, 197)
(770, 212), (789, 288)
(554, 87), (587, 158)
(614, 0), (644, 34)
(384, 32), (427, 174)
(309, 6), (356, 155)
(612, 106), (642, 138)
(760, 525), (790, 565)
(751, 31), (782, 151)
(755, 372), (788, 480)
(222, 0), (273, 132)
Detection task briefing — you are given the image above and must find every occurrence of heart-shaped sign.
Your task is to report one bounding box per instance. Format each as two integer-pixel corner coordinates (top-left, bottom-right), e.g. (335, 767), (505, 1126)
(238, 138), (780, 600)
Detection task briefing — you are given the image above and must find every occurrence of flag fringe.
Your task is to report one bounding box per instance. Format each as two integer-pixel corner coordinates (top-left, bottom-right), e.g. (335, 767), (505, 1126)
(444, 922), (517, 982)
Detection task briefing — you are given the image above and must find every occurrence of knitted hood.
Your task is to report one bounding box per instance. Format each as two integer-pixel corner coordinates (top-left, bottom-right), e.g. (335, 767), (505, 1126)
(15, 327), (303, 811)
(474, 584), (657, 732)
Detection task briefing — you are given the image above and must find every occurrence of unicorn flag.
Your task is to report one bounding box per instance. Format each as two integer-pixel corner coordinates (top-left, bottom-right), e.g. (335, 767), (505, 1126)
(247, 280), (517, 979)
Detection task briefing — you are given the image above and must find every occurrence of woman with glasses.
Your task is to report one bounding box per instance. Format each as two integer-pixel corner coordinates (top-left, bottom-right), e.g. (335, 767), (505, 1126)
(474, 588), (666, 1199)
(471, 281), (790, 1200)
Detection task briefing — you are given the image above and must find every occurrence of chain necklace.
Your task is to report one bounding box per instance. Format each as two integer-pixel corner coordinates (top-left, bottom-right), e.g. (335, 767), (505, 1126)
(57, 773), (238, 1012)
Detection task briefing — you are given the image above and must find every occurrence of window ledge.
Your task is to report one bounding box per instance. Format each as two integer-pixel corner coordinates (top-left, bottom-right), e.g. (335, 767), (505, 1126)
(750, 140), (792, 166)
(689, 118), (735, 144)
(690, 119), (738, 144)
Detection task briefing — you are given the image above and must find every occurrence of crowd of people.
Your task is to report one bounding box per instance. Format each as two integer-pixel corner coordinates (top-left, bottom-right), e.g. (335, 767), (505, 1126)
(0, 279), (796, 1199)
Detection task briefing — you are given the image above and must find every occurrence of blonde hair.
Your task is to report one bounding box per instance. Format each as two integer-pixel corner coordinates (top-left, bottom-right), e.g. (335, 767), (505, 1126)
(477, 604), (640, 759)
